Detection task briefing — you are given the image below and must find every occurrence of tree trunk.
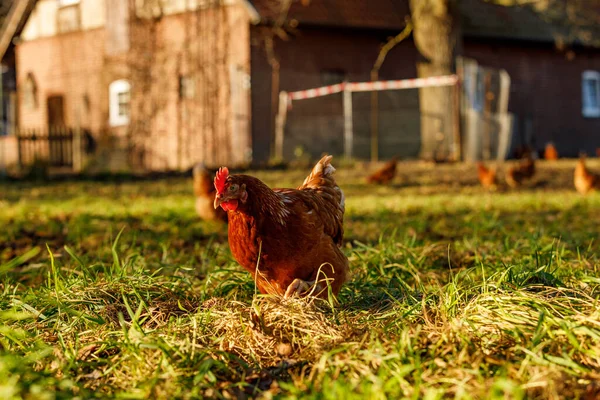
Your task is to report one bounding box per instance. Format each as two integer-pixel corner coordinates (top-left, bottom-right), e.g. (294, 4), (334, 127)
(410, 0), (460, 160)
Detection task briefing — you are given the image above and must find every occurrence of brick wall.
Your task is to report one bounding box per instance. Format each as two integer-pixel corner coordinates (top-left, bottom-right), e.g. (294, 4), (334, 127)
(15, 4), (252, 171)
(17, 28), (108, 133)
(132, 6), (252, 170)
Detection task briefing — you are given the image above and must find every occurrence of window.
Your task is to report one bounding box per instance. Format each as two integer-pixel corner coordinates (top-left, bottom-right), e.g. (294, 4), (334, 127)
(582, 71), (600, 118)
(135, 0), (164, 19)
(179, 75), (196, 99)
(320, 69), (346, 86)
(109, 79), (131, 126)
(57, 0), (81, 33)
(23, 73), (37, 110)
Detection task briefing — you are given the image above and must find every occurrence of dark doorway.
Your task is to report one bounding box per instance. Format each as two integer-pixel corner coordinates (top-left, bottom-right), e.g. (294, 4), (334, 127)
(47, 95), (65, 127)
(46, 95), (72, 167)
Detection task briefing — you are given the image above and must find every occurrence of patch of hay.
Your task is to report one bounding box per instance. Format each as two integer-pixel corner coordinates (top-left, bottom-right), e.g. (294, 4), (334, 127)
(203, 296), (351, 366)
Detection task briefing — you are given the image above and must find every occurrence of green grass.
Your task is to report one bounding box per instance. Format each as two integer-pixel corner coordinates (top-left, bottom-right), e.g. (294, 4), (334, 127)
(1, 159), (599, 399)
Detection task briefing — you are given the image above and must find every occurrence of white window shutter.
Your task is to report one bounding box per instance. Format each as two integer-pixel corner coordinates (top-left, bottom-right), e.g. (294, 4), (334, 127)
(582, 70), (600, 118)
(109, 79), (131, 127)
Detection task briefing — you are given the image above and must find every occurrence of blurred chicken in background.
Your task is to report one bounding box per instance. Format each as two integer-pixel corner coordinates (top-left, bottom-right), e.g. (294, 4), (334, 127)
(477, 162), (497, 189)
(544, 143), (559, 161)
(505, 153), (535, 188)
(367, 157), (398, 185)
(193, 163), (227, 222)
(574, 155), (598, 195)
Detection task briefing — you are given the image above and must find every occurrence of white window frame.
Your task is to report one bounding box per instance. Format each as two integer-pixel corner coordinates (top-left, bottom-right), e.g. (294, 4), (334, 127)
(58, 0), (80, 7)
(179, 75), (196, 100)
(57, 0), (81, 33)
(109, 79), (131, 127)
(582, 70), (600, 118)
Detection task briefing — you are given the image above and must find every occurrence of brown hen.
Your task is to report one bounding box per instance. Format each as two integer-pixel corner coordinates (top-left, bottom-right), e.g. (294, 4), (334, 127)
(193, 163), (227, 222)
(574, 155), (598, 195)
(367, 157), (398, 184)
(505, 154), (535, 188)
(544, 143), (559, 161)
(477, 162), (497, 188)
(213, 155), (348, 299)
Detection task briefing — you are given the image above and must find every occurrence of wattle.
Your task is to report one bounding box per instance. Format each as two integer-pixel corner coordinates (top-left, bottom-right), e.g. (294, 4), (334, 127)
(221, 200), (239, 211)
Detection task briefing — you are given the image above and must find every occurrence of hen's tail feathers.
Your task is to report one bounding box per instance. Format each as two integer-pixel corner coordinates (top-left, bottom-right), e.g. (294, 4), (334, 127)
(299, 155), (345, 209)
(301, 155), (335, 186)
(297, 155), (346, 246)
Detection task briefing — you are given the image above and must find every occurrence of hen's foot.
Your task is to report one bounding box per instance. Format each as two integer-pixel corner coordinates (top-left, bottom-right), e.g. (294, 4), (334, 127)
(284, 279), (321, 298)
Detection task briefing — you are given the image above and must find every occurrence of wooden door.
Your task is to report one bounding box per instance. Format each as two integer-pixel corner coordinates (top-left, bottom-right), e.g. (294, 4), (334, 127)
(47, 95), (65, 127)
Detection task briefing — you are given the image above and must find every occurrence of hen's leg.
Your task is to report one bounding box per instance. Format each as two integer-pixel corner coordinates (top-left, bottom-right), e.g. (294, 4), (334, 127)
(284, 279), (324, 298)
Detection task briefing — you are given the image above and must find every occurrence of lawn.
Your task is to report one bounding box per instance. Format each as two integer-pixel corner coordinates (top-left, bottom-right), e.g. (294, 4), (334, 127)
(1, 159), (599, 399)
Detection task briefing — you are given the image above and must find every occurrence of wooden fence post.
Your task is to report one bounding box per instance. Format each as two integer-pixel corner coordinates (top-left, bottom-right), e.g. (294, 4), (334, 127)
(73, 126), (82, 172)
(343, 83), (354, 160)
(16, 129), (21, 168)
(274, 91), (288, 161)
(452, 80), (462, 161)
(76, 126), (82, 172)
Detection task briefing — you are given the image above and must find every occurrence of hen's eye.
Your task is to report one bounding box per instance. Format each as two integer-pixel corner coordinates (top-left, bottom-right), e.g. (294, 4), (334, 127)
(229, 184), (239, 192)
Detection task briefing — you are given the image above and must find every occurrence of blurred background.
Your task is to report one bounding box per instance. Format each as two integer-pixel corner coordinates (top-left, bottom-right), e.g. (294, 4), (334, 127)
(0, 0), (598, 175)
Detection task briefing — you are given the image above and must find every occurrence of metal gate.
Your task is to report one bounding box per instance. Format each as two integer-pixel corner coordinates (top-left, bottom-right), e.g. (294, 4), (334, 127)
(458, 57), (513, 162)
(17, 127), (76, 168)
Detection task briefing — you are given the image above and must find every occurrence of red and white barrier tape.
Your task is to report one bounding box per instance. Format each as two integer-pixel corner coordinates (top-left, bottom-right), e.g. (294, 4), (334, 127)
(285, 74), (458, 102)
(288, 83), (346, 100)
(348, 75), (459, 92)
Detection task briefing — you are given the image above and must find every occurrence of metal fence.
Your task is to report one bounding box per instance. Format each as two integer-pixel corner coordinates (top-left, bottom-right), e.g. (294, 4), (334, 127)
(16, 127), (83, 169)
(276, 75), (460, 162)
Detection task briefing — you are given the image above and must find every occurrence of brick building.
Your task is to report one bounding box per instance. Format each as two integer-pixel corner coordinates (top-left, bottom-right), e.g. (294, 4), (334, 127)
(1, 0), (254, 171)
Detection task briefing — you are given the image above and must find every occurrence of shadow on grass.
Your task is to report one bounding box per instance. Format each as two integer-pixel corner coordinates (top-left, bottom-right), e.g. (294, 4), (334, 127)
(0, 179), (195, 203)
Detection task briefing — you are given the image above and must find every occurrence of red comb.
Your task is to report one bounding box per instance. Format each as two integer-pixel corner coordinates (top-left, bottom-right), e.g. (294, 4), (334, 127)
(214, 167), (229, 194)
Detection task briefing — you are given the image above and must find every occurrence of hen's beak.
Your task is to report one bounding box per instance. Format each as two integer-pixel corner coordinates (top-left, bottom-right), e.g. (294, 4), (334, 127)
(214, 194), (223, 209)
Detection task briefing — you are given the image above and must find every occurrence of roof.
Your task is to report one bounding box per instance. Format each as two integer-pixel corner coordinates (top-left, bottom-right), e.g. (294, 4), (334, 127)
(249, 0), (409, 30)
(460, 0), (600, 48)
(250, 0), (600, 48)
(0, 0), (37, 60)
(0, 0), (597, 55)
